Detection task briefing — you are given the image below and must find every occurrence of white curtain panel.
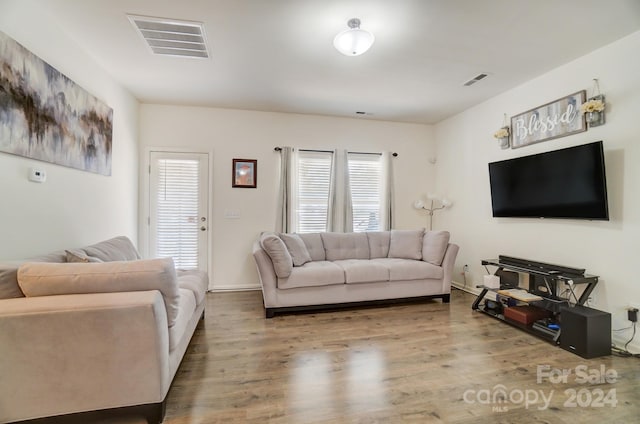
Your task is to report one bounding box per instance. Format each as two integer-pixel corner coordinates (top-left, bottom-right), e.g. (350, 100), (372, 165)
(275, 146), (294, 233)
(326, 149), (339, 232)
(342, 149), (353, 233)
(383, 151), (395, 230)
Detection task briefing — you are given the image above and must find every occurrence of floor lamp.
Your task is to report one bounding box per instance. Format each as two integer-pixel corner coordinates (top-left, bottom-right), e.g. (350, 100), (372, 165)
(413, 194), (452, 230)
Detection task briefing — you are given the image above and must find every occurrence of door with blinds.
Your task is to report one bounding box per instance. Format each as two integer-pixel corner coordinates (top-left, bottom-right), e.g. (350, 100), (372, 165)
(149, 151), (209, 273)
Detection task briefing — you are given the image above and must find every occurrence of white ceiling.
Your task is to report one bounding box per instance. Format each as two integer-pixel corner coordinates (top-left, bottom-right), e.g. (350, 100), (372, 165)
(33, 0), (640, 124)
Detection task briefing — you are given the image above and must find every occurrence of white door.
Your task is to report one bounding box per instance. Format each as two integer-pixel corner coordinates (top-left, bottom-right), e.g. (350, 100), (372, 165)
(149, 151), (209, 273)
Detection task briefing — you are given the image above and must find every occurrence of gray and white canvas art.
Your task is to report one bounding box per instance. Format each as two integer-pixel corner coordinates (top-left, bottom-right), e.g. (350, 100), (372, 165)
(0, 31), (113, 175)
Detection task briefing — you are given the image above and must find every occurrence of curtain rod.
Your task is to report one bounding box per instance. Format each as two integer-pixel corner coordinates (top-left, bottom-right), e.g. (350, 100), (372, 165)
(273, 147), (334, 154)
(274, 147), (398, 157)
(349, 151), (398, 157)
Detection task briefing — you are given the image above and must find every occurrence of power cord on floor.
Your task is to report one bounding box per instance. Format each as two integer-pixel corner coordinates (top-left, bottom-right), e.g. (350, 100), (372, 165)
(611, 322), (639, 358)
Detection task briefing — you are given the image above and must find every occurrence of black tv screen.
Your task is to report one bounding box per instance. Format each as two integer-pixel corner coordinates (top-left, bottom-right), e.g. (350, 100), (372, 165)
(489, 141), (609, 220)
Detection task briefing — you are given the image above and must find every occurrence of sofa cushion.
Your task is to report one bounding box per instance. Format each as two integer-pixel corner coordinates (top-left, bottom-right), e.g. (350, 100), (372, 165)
(81, 236), (141, 262)
(17, 258), (182, 327)
(169, 288), (197, 351)
(388, 229), (424, 260)
(333, 259), (390, 284)
(372, 258), (444, 281)
(177, 269), (209, 304)
(422, 231), (450, 266)
(260, 232), (293, 278)
(65, 249), (104, 263)
(321, 232), (369, 261)
(366, 231), (390, 259)
(277, 261), (345, 289)
(280, 233), (312, 267)
(297, 233), (326, 261)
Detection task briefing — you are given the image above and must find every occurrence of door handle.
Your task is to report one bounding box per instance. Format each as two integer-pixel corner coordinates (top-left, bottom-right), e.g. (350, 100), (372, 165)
(200, 226), (207, 231)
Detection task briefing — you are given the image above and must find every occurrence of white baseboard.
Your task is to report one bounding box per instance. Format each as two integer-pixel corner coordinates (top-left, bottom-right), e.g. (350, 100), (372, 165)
(612, 330), (640, 355)
(452, 280), (480, 295)
(208, 284), (261, 292)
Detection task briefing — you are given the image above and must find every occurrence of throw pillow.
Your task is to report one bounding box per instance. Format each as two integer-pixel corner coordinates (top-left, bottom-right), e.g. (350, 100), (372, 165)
(422, 230), (450, 265)
(65, 249), (104, 263)
(259, 232), (293, 278)
(82, 236), (141, 262)
(280, 233), (312, 267)
(388, 229), (424, 260)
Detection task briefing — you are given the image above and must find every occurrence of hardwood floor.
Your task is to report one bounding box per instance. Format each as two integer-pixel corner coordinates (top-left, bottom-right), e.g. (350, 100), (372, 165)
(152, 288), (639, 423)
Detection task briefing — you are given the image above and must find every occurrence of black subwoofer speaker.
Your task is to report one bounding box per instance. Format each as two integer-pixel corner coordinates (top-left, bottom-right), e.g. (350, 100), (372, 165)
(560, 306), (611, 359)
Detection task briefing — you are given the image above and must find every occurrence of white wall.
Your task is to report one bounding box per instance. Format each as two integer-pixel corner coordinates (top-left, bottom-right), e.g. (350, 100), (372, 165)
(435, 31), (640, 352)
(0, 0), (139, 258)
(139, 105), (435, 290)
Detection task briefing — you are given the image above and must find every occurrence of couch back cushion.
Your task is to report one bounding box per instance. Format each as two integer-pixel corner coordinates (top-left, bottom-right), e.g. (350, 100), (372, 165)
(388, 229), (424, 260)
(16, 257), (181, 327)
(422, 230), (450, 265)
(366, 231), (391, 259)
(260, 232), (293, 278)
(81, 236), (141, 262)
(280, 233), (312, 267)
(321, 232), (369, 261)
(297, 233), (325, 261)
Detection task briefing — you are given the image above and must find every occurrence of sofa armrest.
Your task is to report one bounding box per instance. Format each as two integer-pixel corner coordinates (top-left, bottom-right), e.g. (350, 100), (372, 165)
(252, 241), (278, 307)
(440, 243), (460, 293)
(0, 291), (170, 423)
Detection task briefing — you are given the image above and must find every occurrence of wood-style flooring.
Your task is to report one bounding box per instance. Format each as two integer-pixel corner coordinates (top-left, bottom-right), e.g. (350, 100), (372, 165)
(129, 288), (640, 423)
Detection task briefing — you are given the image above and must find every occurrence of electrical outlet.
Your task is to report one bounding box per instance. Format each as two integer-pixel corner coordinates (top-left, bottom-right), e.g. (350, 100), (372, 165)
(628, 303), (640, 311)
(627, 303), (640, 322)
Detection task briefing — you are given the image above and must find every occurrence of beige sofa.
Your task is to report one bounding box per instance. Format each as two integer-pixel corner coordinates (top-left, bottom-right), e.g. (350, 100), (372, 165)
(0, 236), (208, 424)
(253, 229), (459, 318)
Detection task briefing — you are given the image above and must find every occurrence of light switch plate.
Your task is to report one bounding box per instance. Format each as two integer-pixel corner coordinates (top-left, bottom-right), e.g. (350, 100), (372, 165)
(224, 209), (240, 219)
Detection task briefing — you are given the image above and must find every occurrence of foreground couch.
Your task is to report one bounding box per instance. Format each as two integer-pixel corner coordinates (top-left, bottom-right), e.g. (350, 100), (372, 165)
(0, 236), (208, 424)
(253, 229), (459, 318)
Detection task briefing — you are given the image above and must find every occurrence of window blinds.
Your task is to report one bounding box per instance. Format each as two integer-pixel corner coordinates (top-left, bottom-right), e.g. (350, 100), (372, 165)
(296, 150), (333, 233)
(155, 158), (200, 269)
(348, 153), (383, 232)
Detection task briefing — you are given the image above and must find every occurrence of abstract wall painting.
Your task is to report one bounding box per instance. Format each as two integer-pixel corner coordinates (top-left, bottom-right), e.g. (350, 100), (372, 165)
(0, 31), (113, 175)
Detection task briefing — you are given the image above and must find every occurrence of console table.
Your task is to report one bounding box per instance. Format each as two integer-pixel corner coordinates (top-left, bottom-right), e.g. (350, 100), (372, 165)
(471, 256), (599, 344)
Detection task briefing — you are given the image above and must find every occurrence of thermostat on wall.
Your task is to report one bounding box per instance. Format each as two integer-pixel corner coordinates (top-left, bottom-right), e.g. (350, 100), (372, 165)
(28, 168), (46, 183)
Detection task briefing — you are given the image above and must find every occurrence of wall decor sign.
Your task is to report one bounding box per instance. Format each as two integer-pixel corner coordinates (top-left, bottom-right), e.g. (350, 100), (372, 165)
(232, 159), (257, 188)
(510, 91), (586, 149)
(0, 31), (113, 175)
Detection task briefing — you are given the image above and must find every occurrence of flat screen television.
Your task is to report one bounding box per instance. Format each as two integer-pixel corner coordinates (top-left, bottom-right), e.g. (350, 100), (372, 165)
(488, 141), (609, 220)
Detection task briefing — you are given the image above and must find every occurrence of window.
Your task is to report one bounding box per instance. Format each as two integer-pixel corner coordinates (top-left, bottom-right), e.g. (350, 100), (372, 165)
(294, 150), (333, 233)
(348, 152), (383, 232)
(288, 149), (389, 234)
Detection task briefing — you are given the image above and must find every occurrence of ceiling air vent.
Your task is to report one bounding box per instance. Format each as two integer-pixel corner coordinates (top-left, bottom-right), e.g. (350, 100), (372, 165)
(128, 15), (209, 59)
(463, 73), (489, 86)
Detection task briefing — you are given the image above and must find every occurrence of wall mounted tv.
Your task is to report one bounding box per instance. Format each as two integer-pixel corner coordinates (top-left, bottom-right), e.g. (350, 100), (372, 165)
(488, 141), (609, 220)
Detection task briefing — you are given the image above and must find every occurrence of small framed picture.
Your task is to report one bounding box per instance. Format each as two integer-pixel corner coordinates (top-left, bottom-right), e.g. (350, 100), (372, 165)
(232, 159), (257, 188)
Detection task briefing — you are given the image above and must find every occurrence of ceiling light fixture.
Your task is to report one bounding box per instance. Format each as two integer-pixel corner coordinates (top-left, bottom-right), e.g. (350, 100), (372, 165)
(333, 18), (374, 56)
